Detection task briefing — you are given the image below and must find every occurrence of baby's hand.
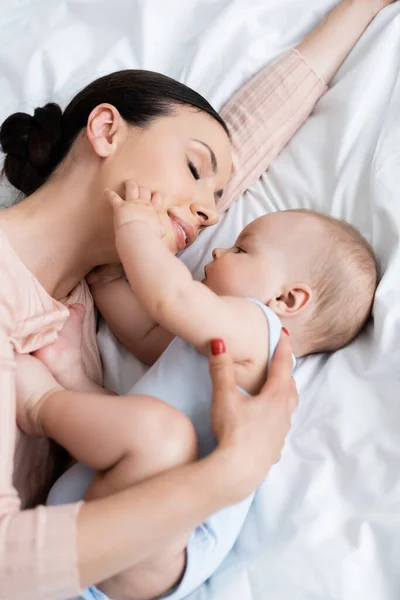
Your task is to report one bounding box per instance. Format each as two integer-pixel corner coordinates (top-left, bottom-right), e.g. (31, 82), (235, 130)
(106, 180), (166, 237)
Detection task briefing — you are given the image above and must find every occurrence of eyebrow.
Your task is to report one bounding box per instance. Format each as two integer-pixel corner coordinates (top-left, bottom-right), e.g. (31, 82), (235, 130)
(192, 139), (224, 200)
(193, 139), (217, 173)
(237, 231), (254, 245)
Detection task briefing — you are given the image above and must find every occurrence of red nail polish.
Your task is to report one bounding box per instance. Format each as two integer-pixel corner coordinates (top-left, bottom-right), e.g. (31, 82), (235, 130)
(282, 327), (289, 336)
(211, 339), (226, 355)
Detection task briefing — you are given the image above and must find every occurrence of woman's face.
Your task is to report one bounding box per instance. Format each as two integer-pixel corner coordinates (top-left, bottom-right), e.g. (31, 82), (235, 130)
(97, 104), (233, 255)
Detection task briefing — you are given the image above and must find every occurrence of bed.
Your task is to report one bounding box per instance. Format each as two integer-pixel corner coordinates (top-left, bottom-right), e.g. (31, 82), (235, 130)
(1, 1), (400, 599)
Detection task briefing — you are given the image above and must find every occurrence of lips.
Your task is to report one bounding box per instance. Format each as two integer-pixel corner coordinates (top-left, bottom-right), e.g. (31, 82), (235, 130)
(169, 215), (195, 252)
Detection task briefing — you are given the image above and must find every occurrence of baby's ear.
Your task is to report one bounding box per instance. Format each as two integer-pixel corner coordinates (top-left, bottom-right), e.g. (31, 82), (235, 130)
(268, 282), (312, 318)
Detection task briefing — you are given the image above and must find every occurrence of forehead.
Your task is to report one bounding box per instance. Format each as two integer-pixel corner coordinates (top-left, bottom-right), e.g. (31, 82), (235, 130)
(240, 211), (322, 244)
(152, 105), (232, 173)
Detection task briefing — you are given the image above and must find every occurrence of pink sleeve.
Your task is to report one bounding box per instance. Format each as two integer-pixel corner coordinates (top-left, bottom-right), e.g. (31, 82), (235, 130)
(218, 48), (328, 212)
(1, 504), (83, 600)
(0, 257), (83, 600)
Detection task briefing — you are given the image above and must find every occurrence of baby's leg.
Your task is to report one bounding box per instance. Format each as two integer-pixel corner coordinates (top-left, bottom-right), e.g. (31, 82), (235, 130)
(16, 355), (197, 599)
(16, 355), (197, 491)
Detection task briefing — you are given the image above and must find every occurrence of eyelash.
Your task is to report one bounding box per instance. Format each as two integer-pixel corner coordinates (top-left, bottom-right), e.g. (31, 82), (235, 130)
(188, 161), (200, 180)
(235, 246), (245, 253)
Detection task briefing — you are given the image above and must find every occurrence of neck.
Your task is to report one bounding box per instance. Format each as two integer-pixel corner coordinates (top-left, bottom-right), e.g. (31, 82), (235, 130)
(0, 161), (117, 300)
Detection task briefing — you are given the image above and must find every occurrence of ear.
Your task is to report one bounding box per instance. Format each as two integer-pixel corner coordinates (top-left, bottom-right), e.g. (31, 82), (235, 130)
(268, 282), (313, 319)
(86, 103), (125, 158)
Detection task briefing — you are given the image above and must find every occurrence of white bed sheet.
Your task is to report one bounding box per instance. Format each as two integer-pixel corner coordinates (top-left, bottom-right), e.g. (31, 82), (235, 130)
(1, 1), (400, 599)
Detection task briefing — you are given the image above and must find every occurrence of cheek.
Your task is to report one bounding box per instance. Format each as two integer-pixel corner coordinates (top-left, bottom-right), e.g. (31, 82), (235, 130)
(112, 140), (196, 209)
(113, 141), (171, 187)
(207, 261), (244, 295)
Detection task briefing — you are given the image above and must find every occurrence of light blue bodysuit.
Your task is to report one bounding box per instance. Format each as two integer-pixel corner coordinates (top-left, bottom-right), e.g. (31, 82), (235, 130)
(48, 300), (287, 600)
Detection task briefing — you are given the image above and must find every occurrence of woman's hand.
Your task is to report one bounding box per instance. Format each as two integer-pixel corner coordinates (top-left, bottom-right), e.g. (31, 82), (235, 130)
(351, 0), (398, 18)
(106, 179), (166, 237)
(375, 0), (397, 9)
(296, 0), (398, 84)
(208, 334), (298, 504)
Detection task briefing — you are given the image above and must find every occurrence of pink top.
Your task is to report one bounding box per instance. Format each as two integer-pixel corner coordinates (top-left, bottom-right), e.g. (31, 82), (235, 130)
(0, 48), (326, 600)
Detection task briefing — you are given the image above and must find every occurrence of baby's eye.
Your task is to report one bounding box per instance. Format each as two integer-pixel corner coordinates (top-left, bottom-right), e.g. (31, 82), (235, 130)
(188, 160), (200, 180)
(235, 246), (246, 253)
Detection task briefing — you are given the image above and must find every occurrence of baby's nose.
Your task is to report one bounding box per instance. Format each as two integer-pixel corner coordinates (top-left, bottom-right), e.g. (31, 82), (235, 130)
(212, 248), (222, 260)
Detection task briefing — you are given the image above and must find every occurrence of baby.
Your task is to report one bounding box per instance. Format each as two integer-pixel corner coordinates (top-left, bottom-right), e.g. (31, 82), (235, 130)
(16, 181), (378, 600)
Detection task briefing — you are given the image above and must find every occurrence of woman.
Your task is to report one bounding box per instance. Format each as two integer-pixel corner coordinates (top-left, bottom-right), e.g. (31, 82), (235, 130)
(0, 1), (395, 598)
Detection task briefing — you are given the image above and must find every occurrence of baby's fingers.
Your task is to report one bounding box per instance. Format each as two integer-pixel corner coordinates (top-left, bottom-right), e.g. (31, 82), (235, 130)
(105, 188), (124, 210)
(125, 180), (140, 202)
(138, 186), (151, 204)
(124, 180), (152, 204)
(151, 191), (166, 213)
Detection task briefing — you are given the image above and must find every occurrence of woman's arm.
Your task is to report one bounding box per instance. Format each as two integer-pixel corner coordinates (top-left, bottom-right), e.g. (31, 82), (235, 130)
(77, 333), (297, 587)
(219, 0), (397, 211)
(1, 332), (296, 599)
(0, 256), (85, 599)
(297, 0), (396, 82)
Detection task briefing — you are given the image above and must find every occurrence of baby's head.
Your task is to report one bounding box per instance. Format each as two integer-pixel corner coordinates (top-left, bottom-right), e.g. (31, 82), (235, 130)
(203, 209), (379, 356)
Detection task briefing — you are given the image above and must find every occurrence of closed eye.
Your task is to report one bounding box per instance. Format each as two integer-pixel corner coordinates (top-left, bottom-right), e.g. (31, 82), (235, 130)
(235, 246), (246, 253)
(188, 161), (200, 180)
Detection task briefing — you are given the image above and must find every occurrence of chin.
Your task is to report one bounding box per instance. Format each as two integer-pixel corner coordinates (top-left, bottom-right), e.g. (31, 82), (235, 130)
(202, 279), (221, 294)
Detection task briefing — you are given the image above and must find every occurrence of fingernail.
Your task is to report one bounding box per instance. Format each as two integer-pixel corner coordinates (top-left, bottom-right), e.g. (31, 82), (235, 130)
(282, 327), (289, 336)
(211, 339), (226, 355)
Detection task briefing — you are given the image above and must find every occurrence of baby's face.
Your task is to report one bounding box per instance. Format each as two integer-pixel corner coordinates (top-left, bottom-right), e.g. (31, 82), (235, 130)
(203, 212), (303, 302)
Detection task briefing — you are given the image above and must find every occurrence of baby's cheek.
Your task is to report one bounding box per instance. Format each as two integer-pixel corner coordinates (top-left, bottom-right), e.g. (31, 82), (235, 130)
(214, 272), (241, 296)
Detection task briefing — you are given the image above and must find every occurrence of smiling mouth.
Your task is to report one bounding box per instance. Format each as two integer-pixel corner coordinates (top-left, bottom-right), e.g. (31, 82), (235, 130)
(168, 215), (195, 252)
(177, 222), (187, 243)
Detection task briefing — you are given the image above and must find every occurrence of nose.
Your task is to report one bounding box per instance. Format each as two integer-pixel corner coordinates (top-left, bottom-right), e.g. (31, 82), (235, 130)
(212, 247), (224, 260)
(190, 200), (219, 228)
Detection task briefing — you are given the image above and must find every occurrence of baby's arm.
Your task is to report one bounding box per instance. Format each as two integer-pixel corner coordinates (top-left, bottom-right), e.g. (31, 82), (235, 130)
(108, 183), (270, 370)
(90, 277), (174, 365)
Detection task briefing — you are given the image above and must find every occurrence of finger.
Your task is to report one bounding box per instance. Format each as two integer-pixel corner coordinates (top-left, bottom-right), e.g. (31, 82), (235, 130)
(151, 192), (167, 236)
(105, 188), (124, 210)
(208, 339), (237, 399)
(125, 180), (139, 202)
(151, 191), (165, 213)
(287, 378), (299, 415)
(138, 186), (152, 204)
(261, 331), (294, 394)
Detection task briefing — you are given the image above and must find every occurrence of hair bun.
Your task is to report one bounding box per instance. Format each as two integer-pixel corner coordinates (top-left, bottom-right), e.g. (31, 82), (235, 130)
(0, 102), (63, 196)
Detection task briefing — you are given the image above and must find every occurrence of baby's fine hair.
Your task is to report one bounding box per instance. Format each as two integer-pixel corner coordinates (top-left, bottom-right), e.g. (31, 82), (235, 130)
(293, 209), (379, 353)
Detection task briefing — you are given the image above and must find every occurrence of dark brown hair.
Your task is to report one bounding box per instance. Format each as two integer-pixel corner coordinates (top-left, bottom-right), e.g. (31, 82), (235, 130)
(0, 70), (229, 196)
